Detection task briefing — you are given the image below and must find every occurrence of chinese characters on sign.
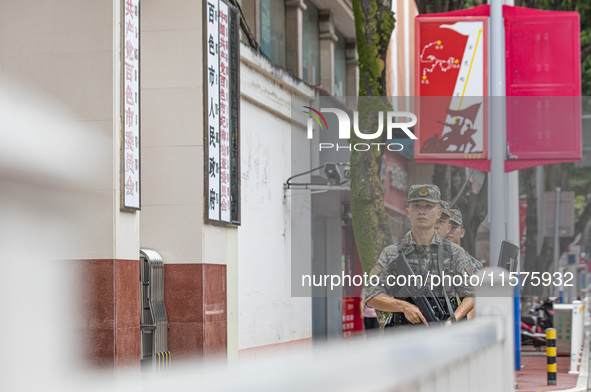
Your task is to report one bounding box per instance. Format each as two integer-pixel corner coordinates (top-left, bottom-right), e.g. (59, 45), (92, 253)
(218, 1), (230, 223)
(122, 0), (140, 210)
(205, 0), (240, 225)
(207, 0), (220, 221)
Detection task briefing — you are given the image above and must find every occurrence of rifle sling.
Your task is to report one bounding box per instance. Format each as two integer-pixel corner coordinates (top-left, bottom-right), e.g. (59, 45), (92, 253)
(438, 244), (457, 323)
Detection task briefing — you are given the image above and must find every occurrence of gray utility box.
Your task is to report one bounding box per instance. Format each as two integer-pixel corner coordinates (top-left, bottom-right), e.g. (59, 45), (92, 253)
(553, 305), (573, 356)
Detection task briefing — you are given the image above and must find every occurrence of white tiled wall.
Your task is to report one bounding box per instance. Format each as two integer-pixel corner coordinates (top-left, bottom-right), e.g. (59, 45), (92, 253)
(140, 0), (206, 264)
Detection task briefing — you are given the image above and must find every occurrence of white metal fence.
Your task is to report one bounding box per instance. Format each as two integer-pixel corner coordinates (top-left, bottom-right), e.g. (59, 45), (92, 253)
(123, 268), (515, 392)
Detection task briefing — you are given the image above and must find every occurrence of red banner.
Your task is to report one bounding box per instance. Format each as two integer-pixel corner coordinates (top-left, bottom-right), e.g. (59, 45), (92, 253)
(504, 6), (581, 172)
(414, 14), (490, 172)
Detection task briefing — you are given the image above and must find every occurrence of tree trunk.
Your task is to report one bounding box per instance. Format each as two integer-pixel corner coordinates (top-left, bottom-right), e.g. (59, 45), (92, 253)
(432, 165), (487, 256)
(351, 0), (395, 274)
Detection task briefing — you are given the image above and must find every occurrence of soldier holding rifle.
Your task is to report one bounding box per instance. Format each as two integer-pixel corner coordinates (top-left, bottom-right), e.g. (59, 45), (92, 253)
(447, 208), (484, 320)
(365, 184), (476, 326)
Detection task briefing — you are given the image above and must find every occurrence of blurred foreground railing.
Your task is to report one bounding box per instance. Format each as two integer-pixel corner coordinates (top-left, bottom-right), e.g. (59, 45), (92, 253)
(129, 316), (509, 392)
(130, 268), (515, 392)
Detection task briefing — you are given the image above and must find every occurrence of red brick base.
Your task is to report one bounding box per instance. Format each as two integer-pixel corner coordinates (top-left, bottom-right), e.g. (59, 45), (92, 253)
(74, 259), (140, 370)
(164, 264), (227, 360)
(74, 261), (226, 369)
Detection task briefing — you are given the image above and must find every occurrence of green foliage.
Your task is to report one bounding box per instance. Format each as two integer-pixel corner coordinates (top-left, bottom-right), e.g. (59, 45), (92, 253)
(575, 194), (586, 219)
(568, 164), (591, 188)
(582, 55), (591, 96)
(527, 0), (591, 94)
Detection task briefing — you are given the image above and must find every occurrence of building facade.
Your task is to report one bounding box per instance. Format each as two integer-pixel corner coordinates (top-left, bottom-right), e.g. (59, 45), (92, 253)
(0, 0), (369, 369)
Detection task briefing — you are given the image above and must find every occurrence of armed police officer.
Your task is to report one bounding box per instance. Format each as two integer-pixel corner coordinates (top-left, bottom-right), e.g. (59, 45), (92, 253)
(436, 200), (452, 239)
(365, 184), (476, 326)
(447, 208), (483, 320)
(447, 208), (483, 270)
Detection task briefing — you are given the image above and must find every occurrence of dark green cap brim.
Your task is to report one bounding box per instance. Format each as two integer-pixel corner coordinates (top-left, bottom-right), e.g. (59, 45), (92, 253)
(409, 197), (441, 203)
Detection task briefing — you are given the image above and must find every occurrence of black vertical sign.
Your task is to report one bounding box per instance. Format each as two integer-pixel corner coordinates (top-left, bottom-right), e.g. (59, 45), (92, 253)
(204, 0), (240, 225)
(229, 4), (240, 225)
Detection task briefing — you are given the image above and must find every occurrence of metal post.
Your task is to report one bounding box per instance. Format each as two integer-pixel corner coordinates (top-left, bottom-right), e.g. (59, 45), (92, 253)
(508, 171), (521, 371)
(502, 0), (521, 371)
(489, 0), (506, 266)
(546, 328), (557, 385)
(536, 166), (545, 255)
(490, 0), (521, 370)
(554, 187), (562, 297)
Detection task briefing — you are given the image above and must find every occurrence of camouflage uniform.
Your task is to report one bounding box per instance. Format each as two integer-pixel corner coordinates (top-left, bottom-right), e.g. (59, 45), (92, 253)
(450, 208), (483, 270)
(440, 200), (451, 218)
(365, 231), (476, 305)
(365, 184), (476, 327)
(449, 209), (462, 226)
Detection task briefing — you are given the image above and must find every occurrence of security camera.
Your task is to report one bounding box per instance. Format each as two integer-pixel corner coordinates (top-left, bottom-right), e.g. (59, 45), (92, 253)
(324, 163), (342, 185)
(342, 164), (351, 180)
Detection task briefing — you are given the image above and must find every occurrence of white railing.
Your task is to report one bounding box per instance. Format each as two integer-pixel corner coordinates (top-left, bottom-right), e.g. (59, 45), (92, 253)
(126, 268), (515, 392)
(555, 300), (586, 374)
(126, 316), (510, 392)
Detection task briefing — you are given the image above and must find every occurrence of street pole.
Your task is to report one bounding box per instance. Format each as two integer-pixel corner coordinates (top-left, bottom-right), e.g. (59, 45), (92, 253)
(554, 187), (562, 298)
(489, 0), (506, 266)
(536, 166), (545, 255)
(503, 1), (521, 371)
(490, 0), (521, 370)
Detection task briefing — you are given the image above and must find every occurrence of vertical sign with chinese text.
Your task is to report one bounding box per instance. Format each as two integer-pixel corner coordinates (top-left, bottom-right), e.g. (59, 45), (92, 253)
(218, 1), (230, 222)
(206, 0), (220, 221)
(204, 0), (240, 225)
(122, 0), (140, 210)
(229, 5), (240, 224)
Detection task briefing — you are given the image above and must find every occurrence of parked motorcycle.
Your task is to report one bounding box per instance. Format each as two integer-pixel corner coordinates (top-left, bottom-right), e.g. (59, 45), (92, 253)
(520, 298), (555, 347)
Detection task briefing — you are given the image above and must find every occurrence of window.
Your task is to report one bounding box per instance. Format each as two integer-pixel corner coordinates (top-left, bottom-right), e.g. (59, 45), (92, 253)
(334, 29), (347, 97)
(260, 0), (286, 67)
(302, 0), (320, 85)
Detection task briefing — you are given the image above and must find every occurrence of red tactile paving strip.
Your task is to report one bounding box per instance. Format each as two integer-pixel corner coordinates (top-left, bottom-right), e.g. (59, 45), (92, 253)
(516, 350), (579, 392)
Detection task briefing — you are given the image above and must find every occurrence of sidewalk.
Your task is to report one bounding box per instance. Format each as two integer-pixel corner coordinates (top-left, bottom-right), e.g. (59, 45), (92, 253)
(515, 334), (589, 392)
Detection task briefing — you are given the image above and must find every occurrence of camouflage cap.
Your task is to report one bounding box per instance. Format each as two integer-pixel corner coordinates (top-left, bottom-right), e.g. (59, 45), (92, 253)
(440, 201), (451, 217)
(407, 184), (441, 204)
(450, 209), (463, 226)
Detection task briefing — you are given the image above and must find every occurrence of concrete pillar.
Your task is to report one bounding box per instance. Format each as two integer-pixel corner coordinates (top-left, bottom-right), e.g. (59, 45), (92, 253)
(285, 0), (306, 78)
(141, 0), (230, 362)
(345, 38), (358, 108)
(319, 10), (337, 92)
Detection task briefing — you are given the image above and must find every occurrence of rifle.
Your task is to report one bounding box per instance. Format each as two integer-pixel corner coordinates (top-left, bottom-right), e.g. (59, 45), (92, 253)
(389, 253), (450, 324)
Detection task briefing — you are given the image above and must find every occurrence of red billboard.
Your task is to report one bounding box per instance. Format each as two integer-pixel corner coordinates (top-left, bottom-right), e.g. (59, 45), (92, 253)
(414, 14), (490, 172)
(504, 6), (582, 172)
(414, 5), (582, 173)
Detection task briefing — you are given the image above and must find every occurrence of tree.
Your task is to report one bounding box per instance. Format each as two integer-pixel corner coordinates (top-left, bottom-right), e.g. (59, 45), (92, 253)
(350, 0), (395, 274)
